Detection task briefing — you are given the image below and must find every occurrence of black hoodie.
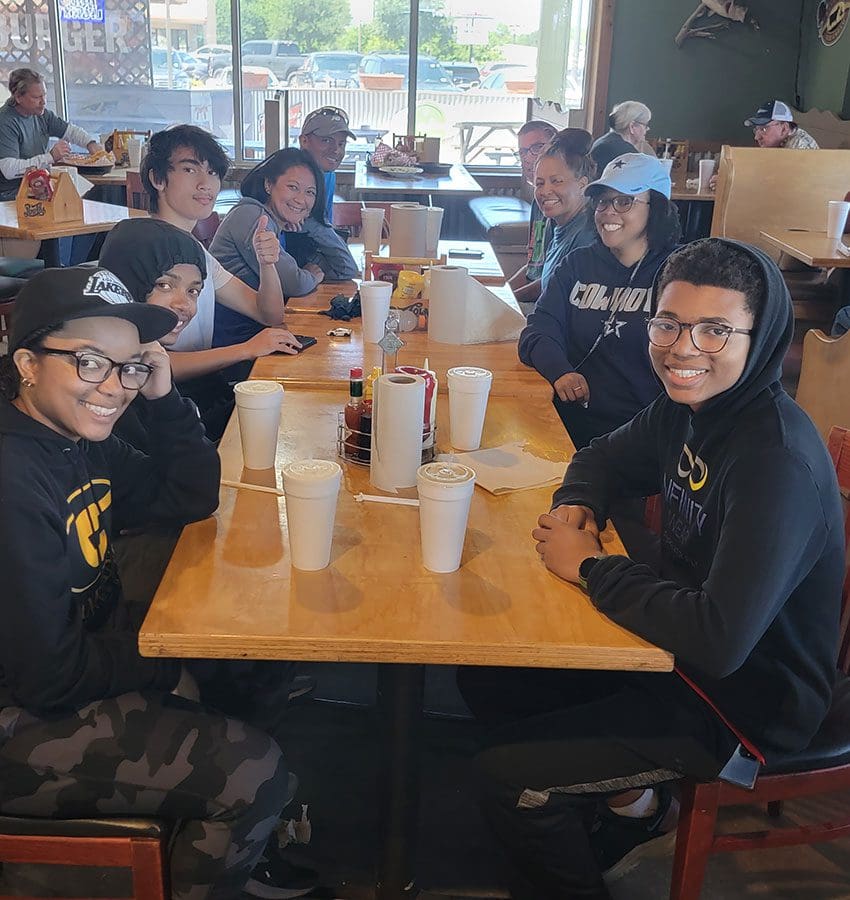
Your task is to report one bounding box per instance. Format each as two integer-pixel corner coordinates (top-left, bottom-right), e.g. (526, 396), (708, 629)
(552, 240), (845, 760)
(0, 388), (221, 715)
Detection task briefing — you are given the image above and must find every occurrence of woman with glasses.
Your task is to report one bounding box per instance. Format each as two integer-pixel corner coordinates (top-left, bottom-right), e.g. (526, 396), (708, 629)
(0, 267), (299, 900)
(211, 147), (359, 348)
(519, 153), (680, 452)
(589, 100), (653, 174)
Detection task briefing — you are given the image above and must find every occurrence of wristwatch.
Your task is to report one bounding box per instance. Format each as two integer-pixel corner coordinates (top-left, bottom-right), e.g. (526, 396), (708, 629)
(578, 555), (606, 591)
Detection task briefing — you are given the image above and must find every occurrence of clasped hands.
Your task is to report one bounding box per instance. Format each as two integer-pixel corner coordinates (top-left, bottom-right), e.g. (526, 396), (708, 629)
(532, 504), (605, 584)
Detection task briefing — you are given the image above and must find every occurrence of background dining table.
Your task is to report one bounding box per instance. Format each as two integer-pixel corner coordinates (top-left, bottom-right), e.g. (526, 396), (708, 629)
(354, 161), (482, 198)
(0, 199), (145, 241)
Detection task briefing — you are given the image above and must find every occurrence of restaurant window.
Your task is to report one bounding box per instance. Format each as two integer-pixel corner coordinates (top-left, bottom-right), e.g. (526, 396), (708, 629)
(0, 0), (58, 109)
(56, 0), (236, 158)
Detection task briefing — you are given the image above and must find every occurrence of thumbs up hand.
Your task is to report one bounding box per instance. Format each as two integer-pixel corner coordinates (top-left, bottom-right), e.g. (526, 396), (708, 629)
(252, 214), (280, 266)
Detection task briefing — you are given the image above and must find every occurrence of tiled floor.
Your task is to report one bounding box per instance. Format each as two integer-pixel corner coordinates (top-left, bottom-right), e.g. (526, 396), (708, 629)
(2, 663), (849, 899)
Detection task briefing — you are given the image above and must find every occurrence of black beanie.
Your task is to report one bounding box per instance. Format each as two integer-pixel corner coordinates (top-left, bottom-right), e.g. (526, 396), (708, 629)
(99, 218), (208, 303)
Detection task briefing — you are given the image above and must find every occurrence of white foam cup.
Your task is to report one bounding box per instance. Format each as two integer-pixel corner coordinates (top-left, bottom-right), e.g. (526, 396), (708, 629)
(233, 381), (284, 470)
(446, 366), (493, 451)
(827, 200), (850, 240)
(425, 206), (444, 258)
(359, 280), (393, 343)
(698, 158), (715, 193)
(127, 138), (143, 168)
(417, 462), (476, 573)
(281, 459), (343, 571)
(360, 207), (384, 252)
(659, 158), (673, 177)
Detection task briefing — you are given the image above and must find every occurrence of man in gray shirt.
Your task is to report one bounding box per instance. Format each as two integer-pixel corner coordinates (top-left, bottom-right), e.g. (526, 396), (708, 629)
(0, 68), (102, 200)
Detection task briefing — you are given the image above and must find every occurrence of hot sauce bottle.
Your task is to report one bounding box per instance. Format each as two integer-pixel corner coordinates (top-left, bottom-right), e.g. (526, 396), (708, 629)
(359, 365), (382, 462)
(344, 367), (363, 460)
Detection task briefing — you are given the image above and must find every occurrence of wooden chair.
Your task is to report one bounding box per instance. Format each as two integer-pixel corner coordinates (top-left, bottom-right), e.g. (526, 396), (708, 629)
(191, 211), (222, 249)
(796, 328), (850, 441)
(0, 815), (169, 899)
(668, 424), (850, 900)
(126, 170), (150, 212)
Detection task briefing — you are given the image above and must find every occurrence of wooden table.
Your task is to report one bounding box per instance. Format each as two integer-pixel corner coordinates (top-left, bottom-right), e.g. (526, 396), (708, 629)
(85, 166), (137, 187)
(760, 229), (850, 267)
(254, 304), (539, 398)
(0, 199), (145, 240)
(354, 161), (482, 196)
(139, 385), (671, 898)
(455, 120), (524, 164)
(352, 238), (505, 285)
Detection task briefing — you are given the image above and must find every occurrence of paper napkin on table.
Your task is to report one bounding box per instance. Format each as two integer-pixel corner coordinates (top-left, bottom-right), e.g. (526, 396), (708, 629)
(446, 441), (566, 494)
(51, 166), (94, 197)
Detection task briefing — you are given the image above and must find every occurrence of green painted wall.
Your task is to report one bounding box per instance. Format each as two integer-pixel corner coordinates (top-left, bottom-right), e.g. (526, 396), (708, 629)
(605, 0), (804, 143)
(799, 0), (850, 116)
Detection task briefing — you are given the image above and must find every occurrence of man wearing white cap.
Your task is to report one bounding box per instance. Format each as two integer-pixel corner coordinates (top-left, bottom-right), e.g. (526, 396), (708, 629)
(298, 106), (356, 223)
(745, 100), (819, 150)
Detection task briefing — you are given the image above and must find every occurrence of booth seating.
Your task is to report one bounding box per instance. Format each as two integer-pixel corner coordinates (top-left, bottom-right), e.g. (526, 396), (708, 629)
(468, 195), (531, 280)
(0, 257), (43, 279)
(711, 146), (850, 329)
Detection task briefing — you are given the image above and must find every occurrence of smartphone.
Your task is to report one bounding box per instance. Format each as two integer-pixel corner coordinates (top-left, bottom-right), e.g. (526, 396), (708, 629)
(293, 335), (317, 352)
(448, 248), (485, 259)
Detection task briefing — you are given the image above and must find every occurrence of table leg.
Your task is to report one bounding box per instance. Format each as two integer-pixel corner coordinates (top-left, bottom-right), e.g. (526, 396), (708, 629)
(375, 662), (424, 900)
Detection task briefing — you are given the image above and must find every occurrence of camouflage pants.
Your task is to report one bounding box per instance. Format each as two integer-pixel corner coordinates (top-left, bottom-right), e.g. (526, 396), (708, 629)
(0, 690), (290, 900)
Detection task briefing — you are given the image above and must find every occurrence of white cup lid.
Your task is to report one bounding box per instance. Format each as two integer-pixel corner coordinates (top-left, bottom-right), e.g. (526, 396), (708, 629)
(418, 461), (475, 485)
(234, 380), (283, 396)
(447, 366), (492, 380)
(282, 459), (342, 482)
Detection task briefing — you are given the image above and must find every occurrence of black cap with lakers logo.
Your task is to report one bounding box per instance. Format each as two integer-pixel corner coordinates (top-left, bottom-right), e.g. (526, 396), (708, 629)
(9, 266), (178, 352)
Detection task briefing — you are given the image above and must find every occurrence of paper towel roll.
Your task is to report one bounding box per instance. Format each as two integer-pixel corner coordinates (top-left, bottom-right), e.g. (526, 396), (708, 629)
(429, 264), (526, 344)
(390, 203), (427, 257)
(428, 265), (469, 343)
(370, 373), (426, 491)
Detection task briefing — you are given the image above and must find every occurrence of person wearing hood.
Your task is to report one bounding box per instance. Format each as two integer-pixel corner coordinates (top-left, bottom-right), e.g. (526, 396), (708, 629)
(211, 147), (359, 348)
(462, 238), (845, 899)
(0, 267), (301, 900)
(519, 153), (680, 451)
(100, 217), (238, 445)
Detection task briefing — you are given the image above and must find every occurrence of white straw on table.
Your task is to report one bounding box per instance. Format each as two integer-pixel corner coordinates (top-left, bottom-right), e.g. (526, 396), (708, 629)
(354, 493), (419, 507)
(221, 479), (284, 496)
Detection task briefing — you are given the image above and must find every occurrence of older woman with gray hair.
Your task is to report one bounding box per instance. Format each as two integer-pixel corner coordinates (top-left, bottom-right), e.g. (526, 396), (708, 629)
(590, 100), (653, 173)
(0, 68), (102, 200)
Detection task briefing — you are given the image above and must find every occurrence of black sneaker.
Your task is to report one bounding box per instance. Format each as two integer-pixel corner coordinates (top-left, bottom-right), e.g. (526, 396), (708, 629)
(242, 851), (319, 899)
(590, 785), (678, 884)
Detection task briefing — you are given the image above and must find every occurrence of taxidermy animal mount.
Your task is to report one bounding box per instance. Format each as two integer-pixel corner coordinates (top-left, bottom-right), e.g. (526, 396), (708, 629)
(675, 1), (759, 47)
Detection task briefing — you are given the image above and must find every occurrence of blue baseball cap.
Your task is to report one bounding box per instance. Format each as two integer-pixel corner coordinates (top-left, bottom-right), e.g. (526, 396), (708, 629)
(585, 153), (672, 200)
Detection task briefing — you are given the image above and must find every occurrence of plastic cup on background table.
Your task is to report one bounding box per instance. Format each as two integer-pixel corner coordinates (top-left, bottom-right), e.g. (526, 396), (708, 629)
(359, 280), (393, 343)
(446, 366), (493, 451)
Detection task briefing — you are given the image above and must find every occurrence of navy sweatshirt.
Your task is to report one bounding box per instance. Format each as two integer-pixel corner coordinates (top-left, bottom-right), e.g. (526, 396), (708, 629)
(553, 241), (844, 760)
(519, 241), (672, 435)
(0, 388), (221, 715)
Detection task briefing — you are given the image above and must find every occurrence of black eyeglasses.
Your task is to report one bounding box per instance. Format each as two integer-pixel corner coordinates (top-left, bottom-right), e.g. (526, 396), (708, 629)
(646, 318), (752, 353)
(518, 141), (547, 159)
(591, 196), (650, 213)
(34, 347), (153, 390)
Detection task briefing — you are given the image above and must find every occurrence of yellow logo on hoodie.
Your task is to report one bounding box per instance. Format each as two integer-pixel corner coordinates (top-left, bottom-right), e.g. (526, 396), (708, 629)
(677, 444), (709, 492)
(65, 479), (112, 580)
